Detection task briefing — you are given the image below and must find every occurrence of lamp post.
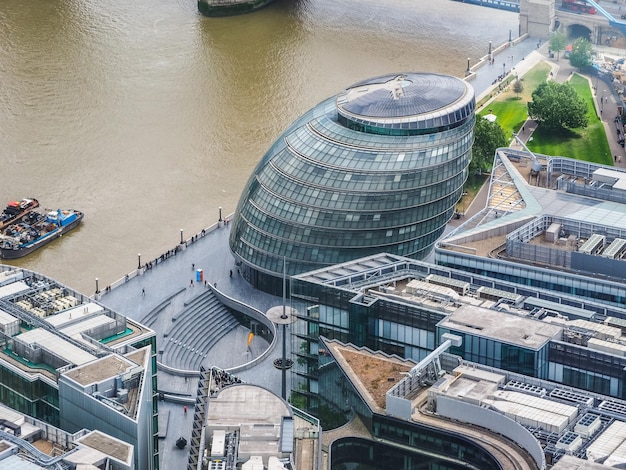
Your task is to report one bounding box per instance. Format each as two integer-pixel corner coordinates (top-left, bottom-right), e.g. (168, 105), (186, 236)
(503, 62), (506, 76)
(218, 207), (223, 222)
(180, 229), (184, 245)
(95, 278), (99, 295)
(466, 57), (471, 76)
(138, 253), (141, 270)
(509, 29), (512, 43)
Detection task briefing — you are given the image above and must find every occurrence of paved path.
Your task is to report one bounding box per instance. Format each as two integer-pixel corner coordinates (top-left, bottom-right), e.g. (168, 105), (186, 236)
(98, 221), (287, 467)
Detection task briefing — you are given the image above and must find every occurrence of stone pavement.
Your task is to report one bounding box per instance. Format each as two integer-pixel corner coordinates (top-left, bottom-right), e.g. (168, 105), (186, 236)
(98, 220), (287, 466)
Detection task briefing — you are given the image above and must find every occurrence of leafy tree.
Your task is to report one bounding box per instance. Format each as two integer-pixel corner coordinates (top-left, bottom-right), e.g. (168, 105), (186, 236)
(527, 81), (588, 130)
(472, 116), (508, 175)
(569, 37), (593, 69)
(549, 31), (567, 61)
(513, 79), (524, 97)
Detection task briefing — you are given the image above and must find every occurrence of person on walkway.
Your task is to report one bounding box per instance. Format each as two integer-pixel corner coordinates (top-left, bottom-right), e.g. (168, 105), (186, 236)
(192, 263), (195, 271)
(142, 288), (145, 296)
(189, 279), (194, 287)
(229, 269), (232, 278)
(183, 406), (187, 414)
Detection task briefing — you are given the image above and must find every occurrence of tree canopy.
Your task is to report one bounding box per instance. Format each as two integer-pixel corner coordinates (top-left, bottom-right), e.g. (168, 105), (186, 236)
(527, 81), (588, 130)
(569, 37), (593, 69)
(549, 32), (567, 61)
(472, 116), (508, 175)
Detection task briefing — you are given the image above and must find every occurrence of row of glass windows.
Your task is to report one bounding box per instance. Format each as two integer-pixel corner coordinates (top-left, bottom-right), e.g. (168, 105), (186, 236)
(252, 171), (466, 215)
(266, 146), (470, 191)
(309, 114), (474, 154)
(338, 97), (475, 133)
(312, 110), (474, 149)
(562, 367), (612, 397)
(235, 209), (451, 265)
(340, 113), (473, 137)
(242, 190), (462, 238)
(0, 383), (59, 426)
(288, 121), (474, 170)
(235, 221), (447, 277)
(440, 329), (544, 378)
(379, 319), (435, 350)
(549, 341), (626, 378)
(319, 305), (349, 329)
(436, 252), (626, 308)
(0, 365), (58, 406)
(372, 416), (500, 469)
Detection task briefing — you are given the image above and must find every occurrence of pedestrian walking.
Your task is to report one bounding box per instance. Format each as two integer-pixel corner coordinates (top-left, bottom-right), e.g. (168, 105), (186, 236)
(183, 406), (187, 414)
(190, 279), (194, 287)
(229, 269), (232, 278)
(615, 155), (618, 162)
(192, 263), (195, 271)
(142, 288), (145, 296)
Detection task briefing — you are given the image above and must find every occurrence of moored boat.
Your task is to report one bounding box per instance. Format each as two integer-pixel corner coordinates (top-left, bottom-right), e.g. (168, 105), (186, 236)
(0, 198), (39, 230)
(0, 208), (84, 259)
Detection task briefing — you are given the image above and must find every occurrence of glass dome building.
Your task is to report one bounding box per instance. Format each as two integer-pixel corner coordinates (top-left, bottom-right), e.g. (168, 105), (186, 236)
(230, 72), (475, 294)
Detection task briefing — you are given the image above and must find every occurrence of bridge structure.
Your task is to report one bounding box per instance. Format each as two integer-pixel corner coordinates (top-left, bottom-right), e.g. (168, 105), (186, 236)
(521, 0), (626, 47)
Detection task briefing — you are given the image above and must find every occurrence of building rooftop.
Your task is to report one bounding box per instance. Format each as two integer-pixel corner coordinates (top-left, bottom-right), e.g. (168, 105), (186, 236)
(63, 354), (138, 386)
(0, 266), (154, 380)
(323, 341), (414, 414)
(76, 430), (133, 466)
(206, 383), (294, 467)
(437, 150), (626, 290)
(438, 304), (563, 350)
(337, 72), (472, 123)
(0, 402), (134, 469)
(324, 335), (626, 469)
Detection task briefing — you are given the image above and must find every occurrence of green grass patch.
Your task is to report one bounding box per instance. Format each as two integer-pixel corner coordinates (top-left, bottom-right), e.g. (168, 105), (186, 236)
(526, 74), (613, 165)
(478, 62), (551, 140)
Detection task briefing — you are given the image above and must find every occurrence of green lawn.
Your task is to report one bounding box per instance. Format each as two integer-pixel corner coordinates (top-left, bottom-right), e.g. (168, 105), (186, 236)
(477, 62), (614, 167)
(526, 74), (613, 165)
(478, 62), (551, 139)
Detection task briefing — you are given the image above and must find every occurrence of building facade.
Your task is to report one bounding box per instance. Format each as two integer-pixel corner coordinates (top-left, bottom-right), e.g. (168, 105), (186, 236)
(289, 254), (626, 416)
(230, 72), (474, 295)
(0, 266), (159, 470)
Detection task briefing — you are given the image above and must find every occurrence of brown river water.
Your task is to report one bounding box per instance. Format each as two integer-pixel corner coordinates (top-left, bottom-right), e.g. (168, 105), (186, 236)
(0, 0), (519, 293)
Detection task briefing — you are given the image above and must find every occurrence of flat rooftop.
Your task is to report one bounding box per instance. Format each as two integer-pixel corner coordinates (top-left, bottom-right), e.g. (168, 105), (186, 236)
(0, 266), (154, 379)
(438, 304), (563, 350)
(438, 150), (626, 279)
(63, 354), (137, 386)
(77, 430), (133, 465)
(324, 341), (415, 414)
(207, 384), (292, 460)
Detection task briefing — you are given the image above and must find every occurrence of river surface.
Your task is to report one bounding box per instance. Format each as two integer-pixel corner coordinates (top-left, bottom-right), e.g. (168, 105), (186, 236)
(0, 0), (519, 293)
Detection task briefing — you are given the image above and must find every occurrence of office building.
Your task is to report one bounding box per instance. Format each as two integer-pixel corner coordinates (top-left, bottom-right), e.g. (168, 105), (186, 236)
(230, 72), (475, 295)
(0, 266), (158, 470)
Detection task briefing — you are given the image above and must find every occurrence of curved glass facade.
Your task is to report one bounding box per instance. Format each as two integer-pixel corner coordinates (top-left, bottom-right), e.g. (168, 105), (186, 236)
(230, 72), (475, 294)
